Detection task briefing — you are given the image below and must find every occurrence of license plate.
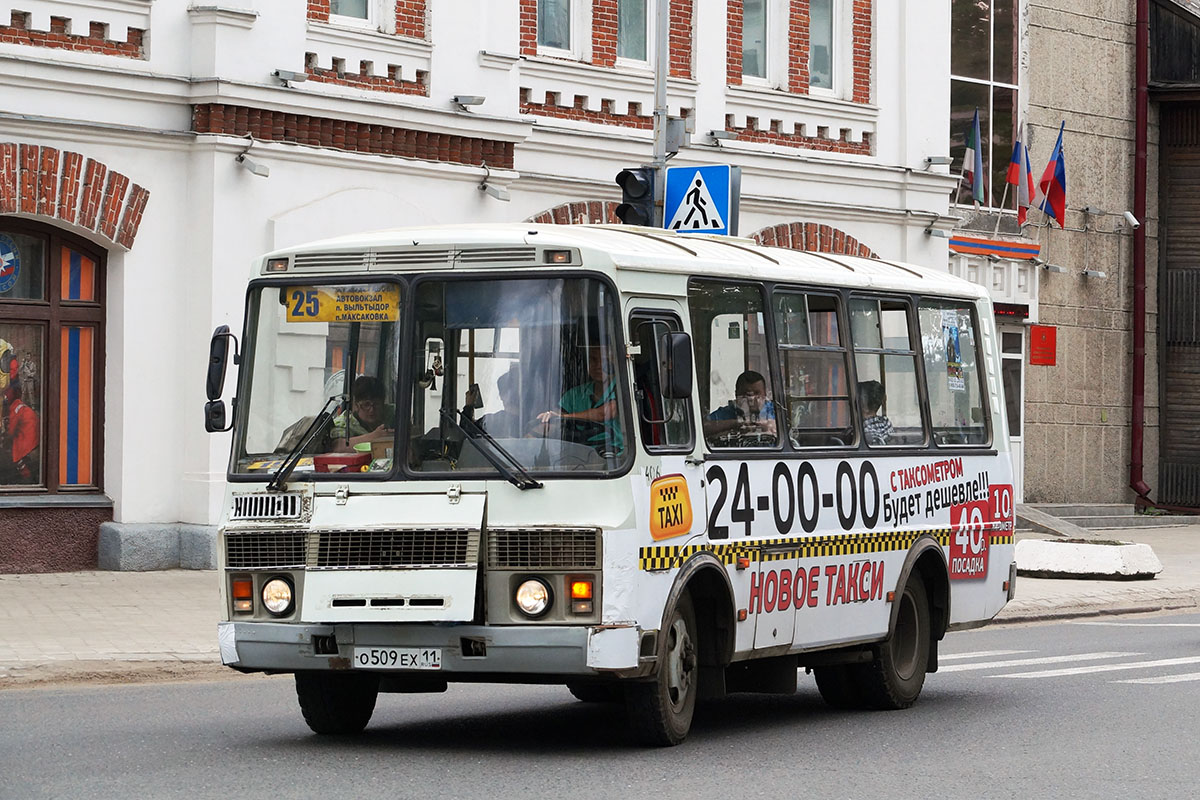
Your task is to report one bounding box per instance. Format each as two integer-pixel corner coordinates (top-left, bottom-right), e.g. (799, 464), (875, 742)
(352, 647), (442, 670)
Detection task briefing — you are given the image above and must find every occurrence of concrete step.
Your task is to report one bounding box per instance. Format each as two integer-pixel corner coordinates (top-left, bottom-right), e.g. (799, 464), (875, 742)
(1062, 514), (1198, 529)
(1026, 503), (1136, 517)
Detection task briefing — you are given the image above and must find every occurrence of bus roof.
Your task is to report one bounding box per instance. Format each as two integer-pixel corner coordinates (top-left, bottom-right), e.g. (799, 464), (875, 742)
(260, 223), (987, 301)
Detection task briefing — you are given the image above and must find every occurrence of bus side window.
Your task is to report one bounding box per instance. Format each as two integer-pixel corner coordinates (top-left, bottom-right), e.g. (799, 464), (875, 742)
(687, 280), (779, 449)
(629, 312), (693, 452)
(917, 300), (990, 446)
(773, 291), (854, 448)
(849, 296), (926, 447)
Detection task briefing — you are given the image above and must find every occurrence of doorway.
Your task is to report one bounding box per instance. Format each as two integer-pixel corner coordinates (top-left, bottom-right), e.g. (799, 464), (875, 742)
(999, 325), (1024, 502)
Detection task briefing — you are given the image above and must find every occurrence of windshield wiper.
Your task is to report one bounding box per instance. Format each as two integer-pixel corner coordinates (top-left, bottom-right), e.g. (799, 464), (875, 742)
(439, 407), (543, 490)
(268, 394), (344, 492)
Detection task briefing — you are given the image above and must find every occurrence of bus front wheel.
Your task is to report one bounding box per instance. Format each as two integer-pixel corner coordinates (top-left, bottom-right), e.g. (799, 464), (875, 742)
(625, 593), (699, 746)
(295, 671), (380, 735)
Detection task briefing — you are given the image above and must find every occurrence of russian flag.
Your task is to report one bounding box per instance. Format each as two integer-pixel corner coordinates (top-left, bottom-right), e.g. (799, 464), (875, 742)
(1007, 131), (1038, 226)
(1038, 122), (1068, 228)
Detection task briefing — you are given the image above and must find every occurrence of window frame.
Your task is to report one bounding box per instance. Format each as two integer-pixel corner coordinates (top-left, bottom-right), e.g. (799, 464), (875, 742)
(329, 0), (378, 30)
(847, 293), (930, 449)
(537, 0), (588, 59)
(915, 297), (994, 448)
(806, 0), (845, 97)
(0, 217), (106, 495)
(769, 286), (857, 450)
(628, 309), (695, 455)
(615, 0), (653, 67)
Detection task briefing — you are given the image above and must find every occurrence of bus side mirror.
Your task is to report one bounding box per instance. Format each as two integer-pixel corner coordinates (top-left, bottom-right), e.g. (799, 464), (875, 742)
(207, 325), (233, 401)
(204, 400), (229, 433)
(661, 332), (693, 400)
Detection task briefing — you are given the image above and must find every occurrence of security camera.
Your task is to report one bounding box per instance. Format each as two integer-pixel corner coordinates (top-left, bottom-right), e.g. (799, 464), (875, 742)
(1123, 211), (1140, 229)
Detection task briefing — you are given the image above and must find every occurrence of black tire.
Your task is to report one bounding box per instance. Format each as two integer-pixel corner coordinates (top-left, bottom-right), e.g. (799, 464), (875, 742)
(295, 671), (380, 735)
(625, 593), (699, 746)
(566, 682), (622, 703)
(855, 576), (931, 710)
(813, 664), (865, 710)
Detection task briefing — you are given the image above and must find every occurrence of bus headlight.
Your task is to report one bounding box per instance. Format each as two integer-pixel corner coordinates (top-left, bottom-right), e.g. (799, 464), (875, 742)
(261, 577), (294, 616)
(515, 578), (551, 618)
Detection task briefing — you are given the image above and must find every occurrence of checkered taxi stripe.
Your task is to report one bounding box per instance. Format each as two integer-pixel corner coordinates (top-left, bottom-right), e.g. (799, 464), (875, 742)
(638, 527), (1014, 572)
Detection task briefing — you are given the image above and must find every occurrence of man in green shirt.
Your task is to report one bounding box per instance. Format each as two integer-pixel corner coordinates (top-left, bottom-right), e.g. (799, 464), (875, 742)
(536, 345), (623, 454)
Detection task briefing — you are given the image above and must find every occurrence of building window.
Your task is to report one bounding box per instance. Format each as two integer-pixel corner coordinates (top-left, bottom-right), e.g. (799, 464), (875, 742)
(538, 0), (573, 52)
(0, 219), (104, 492)
(809, 0), (835, 91)
(742, 0), (768, 78)
(618, 0), (648, 62)
(331, 0), (374, 25)
(950, 0), (1019, 209)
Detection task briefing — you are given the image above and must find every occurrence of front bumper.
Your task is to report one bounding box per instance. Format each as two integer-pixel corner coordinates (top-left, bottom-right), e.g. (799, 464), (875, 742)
(218, 621), (644, 677)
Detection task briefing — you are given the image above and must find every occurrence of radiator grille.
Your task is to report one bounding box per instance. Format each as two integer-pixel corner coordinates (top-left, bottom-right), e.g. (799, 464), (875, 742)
(457, 247), (537, 264)
(314, 529), (479, 569)
(231, 492), (302, 521)
(292, 251), (369, 270)
(225, 531), (307, 569)
(373, 249), (455, 266)
(488, 529), (601, 569)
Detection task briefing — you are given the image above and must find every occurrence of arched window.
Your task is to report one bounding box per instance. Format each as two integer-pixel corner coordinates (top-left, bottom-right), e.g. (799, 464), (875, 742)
(0, 218), (104, 493)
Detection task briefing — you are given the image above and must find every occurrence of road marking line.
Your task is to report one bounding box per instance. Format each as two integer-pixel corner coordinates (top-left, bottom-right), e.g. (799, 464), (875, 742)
(941, 650), (1036, 661)
(940, 652), (1136, 673)
(1113, 671), (1200, 685)
(995, 655), (1200, 679)
(1073, 622), (1200, 628)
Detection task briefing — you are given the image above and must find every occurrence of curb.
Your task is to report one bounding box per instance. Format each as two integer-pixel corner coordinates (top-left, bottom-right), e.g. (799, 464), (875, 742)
(0, 656), (231, 689)
(995, 594), (1200, 624)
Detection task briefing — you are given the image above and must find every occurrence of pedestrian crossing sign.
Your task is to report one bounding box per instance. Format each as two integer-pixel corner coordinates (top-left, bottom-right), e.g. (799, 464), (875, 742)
(663, 164), (739, 236)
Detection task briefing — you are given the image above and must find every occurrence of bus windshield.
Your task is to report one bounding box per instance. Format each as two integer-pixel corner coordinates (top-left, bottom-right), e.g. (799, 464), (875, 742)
(233, 281), (402, 476)
(408, 276), (630, 475)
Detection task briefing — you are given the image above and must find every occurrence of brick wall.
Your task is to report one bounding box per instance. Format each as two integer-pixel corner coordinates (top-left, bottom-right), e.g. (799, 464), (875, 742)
(528, 200), (622, 225)
(727, 0), (744, 86)
(303, 52), (428, 96)
(851, 0), (872, 103)
(0, 142), (150, 249)
(192, 104), (515, 169)
(0, 11), (145, 58)
(750, 221), (877, 258)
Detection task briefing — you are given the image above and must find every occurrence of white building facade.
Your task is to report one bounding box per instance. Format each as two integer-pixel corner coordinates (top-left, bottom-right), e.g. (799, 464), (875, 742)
(0, 0), (970, 571)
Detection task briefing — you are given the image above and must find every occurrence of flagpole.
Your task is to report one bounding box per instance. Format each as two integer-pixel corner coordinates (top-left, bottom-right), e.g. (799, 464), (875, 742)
(992, 182), (1011, 237)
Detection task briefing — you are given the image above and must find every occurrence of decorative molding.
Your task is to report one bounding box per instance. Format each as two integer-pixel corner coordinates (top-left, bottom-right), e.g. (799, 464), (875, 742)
(520, 55), (697, 123)
(478, 49), (519, 70)
(186, 5), (259, 30)
(2, 0), (151, 43)
(304, 19), (432, 88)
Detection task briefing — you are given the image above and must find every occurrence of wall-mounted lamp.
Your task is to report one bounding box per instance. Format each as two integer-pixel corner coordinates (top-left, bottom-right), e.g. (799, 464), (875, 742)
(453, 95), (486, 110)
(479, 162), (509, 201)
(1123, 210), (1141, 229)
(273, 69), (308, 87)
(924, 155), (953, 168)
(235, 134), (269, 178)
(1041, 262), (1067, 273)
(709, 130), (737, 145)
(1081, 205), (1104, 216)
(1082, 268), (1108, 278)
(924, 227), (952, 238)
(985, 253), (1001, 263)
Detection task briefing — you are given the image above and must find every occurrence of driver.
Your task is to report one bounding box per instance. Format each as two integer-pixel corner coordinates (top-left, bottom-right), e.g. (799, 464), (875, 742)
(703, 369), (777, 445)
(536, 344), (623, 453)
(331, 375), (395, 450)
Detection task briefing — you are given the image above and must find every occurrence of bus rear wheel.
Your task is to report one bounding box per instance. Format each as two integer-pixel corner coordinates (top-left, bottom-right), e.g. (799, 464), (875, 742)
(625, 593), (698, 746)
(295, 671), (380, 735)
(855, 576), (931, 710)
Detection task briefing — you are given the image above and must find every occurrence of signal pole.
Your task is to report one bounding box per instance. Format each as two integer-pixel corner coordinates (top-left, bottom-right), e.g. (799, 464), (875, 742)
(650, 0), (670, 227)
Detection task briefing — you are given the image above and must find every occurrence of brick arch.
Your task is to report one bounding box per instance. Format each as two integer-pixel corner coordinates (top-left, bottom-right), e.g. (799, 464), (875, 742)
(749, 222), (878, 259)
(0, 142), (149, 249)
(527, 200), (620, 225)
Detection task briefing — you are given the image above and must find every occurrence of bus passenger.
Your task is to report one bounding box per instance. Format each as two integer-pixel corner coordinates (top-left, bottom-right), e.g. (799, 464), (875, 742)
(331, 375), (395, 449)
(536, 345), (623, 453)
(703, 370), (777, 445)
(859, 379), (894, 445)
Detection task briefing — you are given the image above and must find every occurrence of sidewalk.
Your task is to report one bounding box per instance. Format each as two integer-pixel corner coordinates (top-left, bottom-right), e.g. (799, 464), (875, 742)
(2, 525), (1198, 687)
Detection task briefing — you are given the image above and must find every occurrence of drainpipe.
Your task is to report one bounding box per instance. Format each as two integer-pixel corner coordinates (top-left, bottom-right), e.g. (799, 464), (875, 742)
(1130, 0), (1152, 500)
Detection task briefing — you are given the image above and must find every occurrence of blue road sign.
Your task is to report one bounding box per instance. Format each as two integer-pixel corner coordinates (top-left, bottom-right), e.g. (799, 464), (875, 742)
(664, 165), (733, 236)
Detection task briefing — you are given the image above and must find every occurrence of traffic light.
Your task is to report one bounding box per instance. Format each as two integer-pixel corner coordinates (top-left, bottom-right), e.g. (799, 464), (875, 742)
(614, 167), (655, 226)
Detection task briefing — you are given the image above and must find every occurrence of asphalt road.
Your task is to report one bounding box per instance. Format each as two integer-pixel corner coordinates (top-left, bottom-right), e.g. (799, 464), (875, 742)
(2, 611), (1198, 800)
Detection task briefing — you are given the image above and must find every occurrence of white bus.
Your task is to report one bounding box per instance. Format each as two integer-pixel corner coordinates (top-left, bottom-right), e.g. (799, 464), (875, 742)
(205, 224), (1015, 746)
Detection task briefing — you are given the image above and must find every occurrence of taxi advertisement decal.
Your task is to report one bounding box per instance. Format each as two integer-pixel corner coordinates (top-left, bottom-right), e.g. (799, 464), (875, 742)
(650, 474), (692, 540)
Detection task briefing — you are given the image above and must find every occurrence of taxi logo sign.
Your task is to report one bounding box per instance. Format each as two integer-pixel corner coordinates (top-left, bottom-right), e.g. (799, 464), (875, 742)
(650, 474), (692, 540)
(0, 234), (20, 294)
